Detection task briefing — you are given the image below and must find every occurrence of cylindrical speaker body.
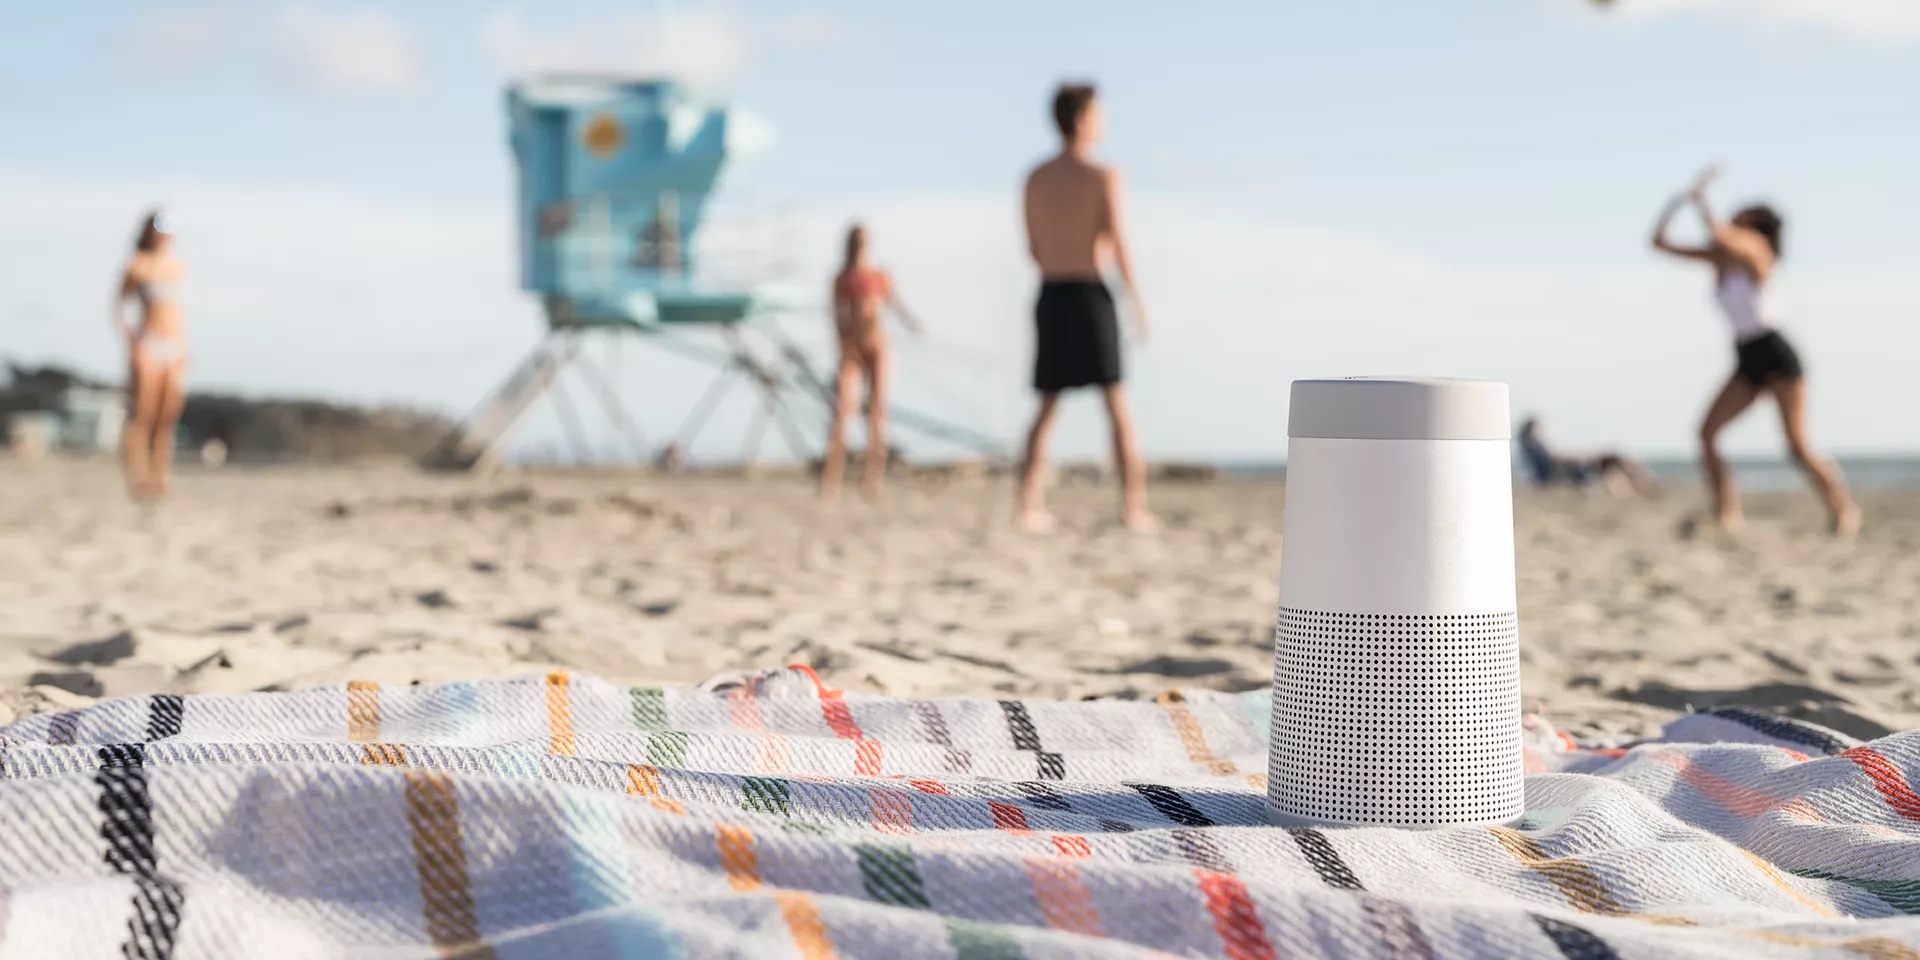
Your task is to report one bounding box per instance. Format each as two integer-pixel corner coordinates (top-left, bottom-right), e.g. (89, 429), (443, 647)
(1267, 377), (1522, 829)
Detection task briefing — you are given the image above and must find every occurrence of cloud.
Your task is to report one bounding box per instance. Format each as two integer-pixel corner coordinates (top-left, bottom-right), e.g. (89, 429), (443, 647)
(774, 10), (857, 51)
(1599, 0), (1920, 44)
(479, 7), (853, 91)
(111, 3), (255, 80)
(274, 4), (430, 96)
(109, 3), (430, 97)
(481, 8), (754, 91)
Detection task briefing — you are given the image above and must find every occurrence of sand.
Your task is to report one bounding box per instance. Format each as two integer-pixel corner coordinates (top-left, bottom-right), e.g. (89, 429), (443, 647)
(3, 458), (1917, 744)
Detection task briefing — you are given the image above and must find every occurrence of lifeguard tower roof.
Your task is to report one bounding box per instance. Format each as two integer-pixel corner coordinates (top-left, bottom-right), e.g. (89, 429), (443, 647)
(507, 75), (776, 329)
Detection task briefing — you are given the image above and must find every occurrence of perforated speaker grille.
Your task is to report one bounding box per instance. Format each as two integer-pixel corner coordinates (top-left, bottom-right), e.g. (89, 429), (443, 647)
(1269, 607), (1523, 827)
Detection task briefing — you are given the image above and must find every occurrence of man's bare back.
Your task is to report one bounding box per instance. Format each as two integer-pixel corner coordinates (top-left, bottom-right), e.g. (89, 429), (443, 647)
(1015, 82), (1155, 534)
(1024, 156), (1115, 281)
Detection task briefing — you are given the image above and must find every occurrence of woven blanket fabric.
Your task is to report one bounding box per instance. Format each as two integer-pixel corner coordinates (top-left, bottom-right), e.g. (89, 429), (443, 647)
(2, 669), (1919, 960)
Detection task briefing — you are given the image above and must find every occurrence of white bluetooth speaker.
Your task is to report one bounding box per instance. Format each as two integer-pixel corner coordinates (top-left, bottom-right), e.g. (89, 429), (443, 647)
(1267, 377), (1523, 829)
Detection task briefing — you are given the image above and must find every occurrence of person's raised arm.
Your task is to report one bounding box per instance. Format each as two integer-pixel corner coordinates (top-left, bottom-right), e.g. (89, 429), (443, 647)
(1101, 168), (1147, 340)
(1652, 165), (1720, 262)
(1687, 169), (1724, 239)
(1651, 195), (1703, 258)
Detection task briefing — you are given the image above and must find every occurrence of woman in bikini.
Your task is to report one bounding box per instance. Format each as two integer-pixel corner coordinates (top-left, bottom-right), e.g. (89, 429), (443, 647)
(1651, 166), (1858, 535)
(820, 224), (921, 501)
(114, 210), (189, 500)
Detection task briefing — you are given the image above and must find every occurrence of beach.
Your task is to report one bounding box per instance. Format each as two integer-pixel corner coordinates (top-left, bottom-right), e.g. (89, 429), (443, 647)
(2, 458), (1916, 744)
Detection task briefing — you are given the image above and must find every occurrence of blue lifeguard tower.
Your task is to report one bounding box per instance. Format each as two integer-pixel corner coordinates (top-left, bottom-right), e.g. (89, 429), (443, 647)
(509, 75), (777, 329)
(427, 75), (1001, 471)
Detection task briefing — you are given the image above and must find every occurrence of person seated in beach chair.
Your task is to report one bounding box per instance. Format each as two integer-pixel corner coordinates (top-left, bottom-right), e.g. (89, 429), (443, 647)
(1518, 417), (1661, 497)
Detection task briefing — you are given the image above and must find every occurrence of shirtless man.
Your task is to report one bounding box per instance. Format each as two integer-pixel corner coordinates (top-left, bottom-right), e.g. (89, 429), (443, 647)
(1017, 82), (1154, 533)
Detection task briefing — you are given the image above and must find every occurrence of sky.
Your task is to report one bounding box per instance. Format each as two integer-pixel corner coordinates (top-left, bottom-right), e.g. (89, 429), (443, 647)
(2, 0), (1918, 462)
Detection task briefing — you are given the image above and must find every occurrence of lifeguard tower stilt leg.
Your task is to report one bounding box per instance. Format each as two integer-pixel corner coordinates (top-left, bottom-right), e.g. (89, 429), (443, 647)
(426, 323), (831, 472)
(425, 335), (575, 471)
(425, 329), (652, 471)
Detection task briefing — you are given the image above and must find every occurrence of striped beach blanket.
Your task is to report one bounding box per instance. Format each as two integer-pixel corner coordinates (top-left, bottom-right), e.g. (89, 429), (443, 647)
(1, 667), (1917, 959)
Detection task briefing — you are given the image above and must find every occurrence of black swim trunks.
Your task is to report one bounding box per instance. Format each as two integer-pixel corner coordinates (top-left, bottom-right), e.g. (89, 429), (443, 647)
(1735, 330), (1804, 386)
(1033, 281), (1122, 393)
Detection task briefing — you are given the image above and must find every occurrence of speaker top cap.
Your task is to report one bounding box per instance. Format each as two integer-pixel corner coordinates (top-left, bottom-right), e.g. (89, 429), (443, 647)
(1289, 376), (1510, 441)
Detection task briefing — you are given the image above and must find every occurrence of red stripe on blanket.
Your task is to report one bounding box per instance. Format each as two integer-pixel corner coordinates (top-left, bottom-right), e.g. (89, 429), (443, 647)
(1841, 747), (1920, 823)
(989, 801), (1031, 834)
(1196, 869), (1277, 960)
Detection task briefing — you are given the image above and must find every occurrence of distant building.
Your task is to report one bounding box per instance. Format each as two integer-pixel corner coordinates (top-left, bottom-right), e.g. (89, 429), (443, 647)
(0, 363), (125, 457)
(5, 361), (457, 464)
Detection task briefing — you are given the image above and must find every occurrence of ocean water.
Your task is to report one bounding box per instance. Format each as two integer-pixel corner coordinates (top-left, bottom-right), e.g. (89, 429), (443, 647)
(1222, 456), (1920, 492)
(1639, 457), (1920, 493)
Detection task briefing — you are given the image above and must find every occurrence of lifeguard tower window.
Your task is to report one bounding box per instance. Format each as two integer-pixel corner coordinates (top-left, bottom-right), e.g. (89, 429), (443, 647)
(510, 77), (759, 329)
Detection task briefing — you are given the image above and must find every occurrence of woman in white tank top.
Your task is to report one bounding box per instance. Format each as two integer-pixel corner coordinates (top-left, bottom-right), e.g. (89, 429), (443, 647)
(1651, 165), (1857, 536)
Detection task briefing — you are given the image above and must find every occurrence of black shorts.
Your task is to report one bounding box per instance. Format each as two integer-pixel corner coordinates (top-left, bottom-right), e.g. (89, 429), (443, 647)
(1735, 330), (1804, 386)
(1033, 281), (1122, 393)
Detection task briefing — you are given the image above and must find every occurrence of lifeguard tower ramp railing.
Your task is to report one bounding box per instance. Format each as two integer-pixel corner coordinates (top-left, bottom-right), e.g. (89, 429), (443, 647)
(426, 75), (1002, 471)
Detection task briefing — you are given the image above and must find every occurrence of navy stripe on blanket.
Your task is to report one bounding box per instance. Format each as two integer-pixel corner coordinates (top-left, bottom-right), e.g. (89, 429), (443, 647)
(1708, 707), (1849, 756)
(98, 744), (184, 960)
(997, 701), (1065, 779)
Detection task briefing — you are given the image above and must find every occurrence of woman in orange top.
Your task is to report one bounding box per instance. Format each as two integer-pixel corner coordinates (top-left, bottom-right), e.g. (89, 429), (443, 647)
(821, 224), (921, 501)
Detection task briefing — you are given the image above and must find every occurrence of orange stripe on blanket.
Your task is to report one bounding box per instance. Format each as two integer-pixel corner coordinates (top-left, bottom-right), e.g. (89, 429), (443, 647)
(1844, 937), (1920, 960)
(980, 800), (1104, 936)
(776, 892), (838, 960)
(1734, 928), (1920, 960)
(361, 743), (409, 767)
(626, 763), (687, 815)
(404, 771), (496, 959)
(724, 687), (791, 773)
(1051, 835), (1092, 859)
(1037, 833), (1102, 935)
(716, 823), (763, 891)
(1155, 692), (1239, 777)
(727, 686), (765, 731)
(347, 680), (380, 742)
(1740, 850), (1838, 919)
(1653, 750), (1904, 839)
(1028, 856), (1104, 937)
(754, 736), (792, 774)
(1652, 751), (1823, 822)
(545, 672), (578, 756)
(1491, 827), (1692, 927)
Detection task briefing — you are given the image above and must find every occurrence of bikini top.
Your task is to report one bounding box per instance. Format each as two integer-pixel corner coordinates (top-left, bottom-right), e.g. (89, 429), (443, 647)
(835, 268), (891, 304)
(132, 277), (180, 307)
